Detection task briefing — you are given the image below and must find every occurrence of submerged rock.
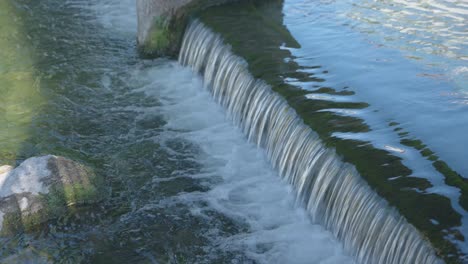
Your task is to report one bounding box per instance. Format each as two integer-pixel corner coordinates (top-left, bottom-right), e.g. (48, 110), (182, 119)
(0, 156), (102, 235)
(1, 248), (51, 264)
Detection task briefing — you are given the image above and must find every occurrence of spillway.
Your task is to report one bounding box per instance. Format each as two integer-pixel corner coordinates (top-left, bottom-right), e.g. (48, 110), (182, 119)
(179, 20), (442, 264)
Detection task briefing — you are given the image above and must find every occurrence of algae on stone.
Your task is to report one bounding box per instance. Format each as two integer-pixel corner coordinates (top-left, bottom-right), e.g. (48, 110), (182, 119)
(137, 0), (259, 58)
(197, 0), (467, 261)
(0, 156), (103, 236)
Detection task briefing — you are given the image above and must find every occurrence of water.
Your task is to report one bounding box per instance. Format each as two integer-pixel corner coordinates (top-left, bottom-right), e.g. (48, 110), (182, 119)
(197, 0), (467, 261)
(179, 20), (442, 264)
(0, 0), (352, 262)
(1, 0), (466, 262)
(283, 0), (468, 175)
(281, 0), (468, 255)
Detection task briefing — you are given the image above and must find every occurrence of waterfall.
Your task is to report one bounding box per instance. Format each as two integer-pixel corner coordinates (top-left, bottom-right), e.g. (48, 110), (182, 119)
(179, 20), (442, 264)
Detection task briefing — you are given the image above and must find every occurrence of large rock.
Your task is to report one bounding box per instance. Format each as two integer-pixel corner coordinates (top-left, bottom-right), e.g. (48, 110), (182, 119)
(0, 156), (102, 235)
(137, 0), (242, 58)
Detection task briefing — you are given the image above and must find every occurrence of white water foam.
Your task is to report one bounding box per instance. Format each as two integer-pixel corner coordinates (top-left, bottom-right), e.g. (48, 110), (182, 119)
(134, 61), (354, 264)
(73, 0), (137, 36)
(177, 20), (443, 263)
(73, 3), (352, 261)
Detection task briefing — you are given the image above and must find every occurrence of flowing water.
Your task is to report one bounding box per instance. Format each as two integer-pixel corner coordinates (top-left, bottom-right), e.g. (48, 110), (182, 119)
(179, 20), (441, 264)
(1, 0), (467, 263)
(197, 0), (467, 262)
(0, 0), (353, 263)
(282, 0), (468, 177)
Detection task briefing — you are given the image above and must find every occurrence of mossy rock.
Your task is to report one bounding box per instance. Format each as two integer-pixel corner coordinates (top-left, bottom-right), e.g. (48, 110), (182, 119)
(0, 156), (103, 236)
(137, 0), (253, 58)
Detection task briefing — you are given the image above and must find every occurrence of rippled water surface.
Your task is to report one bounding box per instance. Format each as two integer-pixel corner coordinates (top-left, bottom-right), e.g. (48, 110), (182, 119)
(1, 0), (467, 262)
(0, 0), (353, 262)
(197, 0), (467, 260)
(284, 0), (468, 175)
(283, 0), (468, 252)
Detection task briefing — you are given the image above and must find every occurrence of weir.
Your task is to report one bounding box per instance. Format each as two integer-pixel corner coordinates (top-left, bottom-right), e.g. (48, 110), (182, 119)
(179, 20), (443, 264)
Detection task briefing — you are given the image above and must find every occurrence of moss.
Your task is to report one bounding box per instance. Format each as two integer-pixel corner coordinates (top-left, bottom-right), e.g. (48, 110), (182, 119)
(0, 159), (104, 236)
(433, 161), (468, 211)
(1, 211), (23, 236)
(401, 138), (426, 150)
(140, 16), (171, 57)
(146, 27), (170, 53)
(398, 131), (409, 137)
(139, 0), (244, 58)
(310, 87), (355, 95)
(421, 148), (435, 157)
(140, 15), (187, 58)
(63, 183), (99, 206)
(45, 171), (103, 212)
(198, 0), (466, 261)
(399, 133), (468, 212)
(1, 205), (48, 235)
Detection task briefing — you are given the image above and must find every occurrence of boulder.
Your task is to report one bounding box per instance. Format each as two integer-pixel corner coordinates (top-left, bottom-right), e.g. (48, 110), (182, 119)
(137, 0), (243, 58)
(0, 156), (102, 235)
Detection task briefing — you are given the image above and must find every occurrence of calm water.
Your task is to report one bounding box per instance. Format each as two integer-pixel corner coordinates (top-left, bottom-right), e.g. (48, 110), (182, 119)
(0, 0), (352, 262)
(284, 0), (468, 175)
(282, 0), (468, 254)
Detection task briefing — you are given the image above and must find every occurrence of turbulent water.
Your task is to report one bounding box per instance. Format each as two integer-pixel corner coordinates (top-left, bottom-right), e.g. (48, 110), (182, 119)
(0, 0), (353, 263)
(179, 20), (442, 264)
(281, 0), (468, 257)
(1, 0), (467, 263)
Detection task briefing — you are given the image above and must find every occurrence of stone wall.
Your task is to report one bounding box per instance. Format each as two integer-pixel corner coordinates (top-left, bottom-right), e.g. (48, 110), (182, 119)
(136, 0), (243, 58)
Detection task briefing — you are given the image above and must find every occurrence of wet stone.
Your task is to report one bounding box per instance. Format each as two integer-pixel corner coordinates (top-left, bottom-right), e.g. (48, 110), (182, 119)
(0, 156), (102, 236)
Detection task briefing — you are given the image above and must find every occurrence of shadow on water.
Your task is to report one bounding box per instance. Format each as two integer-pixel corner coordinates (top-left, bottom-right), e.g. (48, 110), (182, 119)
(1, 0), (466, 262)
(1, 0), (250, 262)
(198, 0), (467, 262)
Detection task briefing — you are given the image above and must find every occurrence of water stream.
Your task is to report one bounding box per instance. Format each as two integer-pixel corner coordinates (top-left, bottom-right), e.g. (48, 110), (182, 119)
(0, 0), (352, 262)
(0, 0), (466, 263)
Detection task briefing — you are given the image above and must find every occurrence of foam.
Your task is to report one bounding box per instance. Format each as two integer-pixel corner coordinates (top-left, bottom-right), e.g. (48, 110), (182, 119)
(136, 62), (354, 263)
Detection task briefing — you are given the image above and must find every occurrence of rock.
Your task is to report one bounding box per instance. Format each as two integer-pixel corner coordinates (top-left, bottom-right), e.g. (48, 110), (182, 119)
(137, 0), (247, 58)
(0, 156), (102, 236)
(0, 165), (13, 175)
(1, 248), (51, 264)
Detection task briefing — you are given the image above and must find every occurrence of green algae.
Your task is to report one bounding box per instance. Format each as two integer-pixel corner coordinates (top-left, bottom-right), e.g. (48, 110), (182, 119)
(0, 0), (44, 165)
(146, 20), (171, 54)
(0, 157), (104, 236)
(1, 183), (102, 236)
(400, 136), (468, 212)
(140, 16), (185, 58)
(139, 0), (243, 58)
(433, 161), (468, 210)
(197, 0), (466, 261)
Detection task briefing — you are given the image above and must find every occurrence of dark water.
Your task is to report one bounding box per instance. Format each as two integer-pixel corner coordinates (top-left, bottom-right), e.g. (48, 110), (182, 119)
(197, 0), (467, 262)
(0, 0), (352, 263)
(281, 0), (468, 255)
(179, 19), (443, 264)
(1, 0), (467, 262)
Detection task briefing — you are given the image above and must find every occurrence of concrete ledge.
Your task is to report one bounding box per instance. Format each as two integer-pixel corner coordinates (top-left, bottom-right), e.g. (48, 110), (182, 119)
(137, 0), (244, 58)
